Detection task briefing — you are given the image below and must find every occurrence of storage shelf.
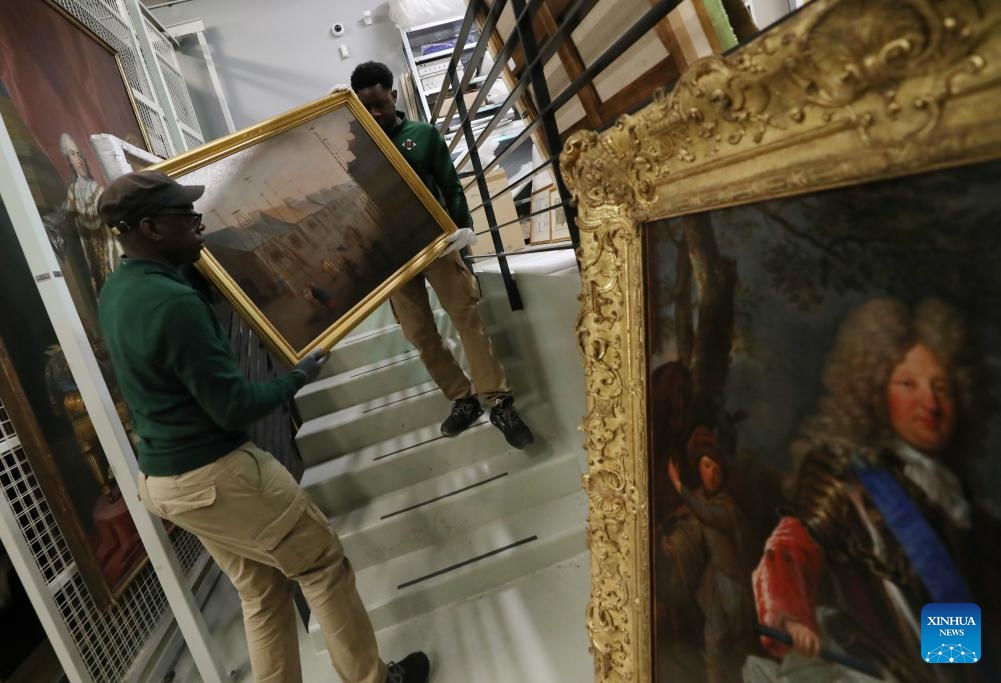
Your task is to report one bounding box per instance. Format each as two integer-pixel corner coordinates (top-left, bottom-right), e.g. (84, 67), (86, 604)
(414, 43), (474, 65)
(401, 17), (508, 127)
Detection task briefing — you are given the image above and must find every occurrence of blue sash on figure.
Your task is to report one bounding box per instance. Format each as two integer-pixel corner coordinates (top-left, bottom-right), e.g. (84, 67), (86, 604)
(851, 459), (973, 604)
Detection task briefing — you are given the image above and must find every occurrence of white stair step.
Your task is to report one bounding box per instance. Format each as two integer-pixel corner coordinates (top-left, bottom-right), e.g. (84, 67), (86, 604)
(332, 449), (581, 570)
(310, 490), (587, 643)
(302, 419), (498, 516)
(320, 309), (447, 377)
(295, 381), (453, 465)
(296, 386), (545, 468)
(372, 552), (592, 683)
(345, 302), (396, 336)
(297, 345), (444, 420)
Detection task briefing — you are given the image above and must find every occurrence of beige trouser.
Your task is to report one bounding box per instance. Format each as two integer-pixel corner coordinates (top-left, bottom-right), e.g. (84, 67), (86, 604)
(139, 443), (385, 683)
(390, 251), (509, 406)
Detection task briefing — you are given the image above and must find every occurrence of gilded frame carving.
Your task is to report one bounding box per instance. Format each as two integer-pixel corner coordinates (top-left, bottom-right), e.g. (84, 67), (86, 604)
(153, 91), (456, 365)
(560, 1), (1001, 680)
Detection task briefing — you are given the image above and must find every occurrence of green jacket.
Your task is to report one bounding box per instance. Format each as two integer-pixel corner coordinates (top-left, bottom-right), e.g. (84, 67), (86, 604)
(388, 112), (472, 228)
(98, 258), (305, 475)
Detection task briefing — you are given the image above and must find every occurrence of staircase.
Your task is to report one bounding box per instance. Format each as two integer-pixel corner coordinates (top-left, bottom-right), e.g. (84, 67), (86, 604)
(295, 270), (592, 683)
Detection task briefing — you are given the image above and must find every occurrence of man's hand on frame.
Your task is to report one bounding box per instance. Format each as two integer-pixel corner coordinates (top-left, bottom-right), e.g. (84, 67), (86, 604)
(294, 348), (329, 384)
(439, 228), (477, 257)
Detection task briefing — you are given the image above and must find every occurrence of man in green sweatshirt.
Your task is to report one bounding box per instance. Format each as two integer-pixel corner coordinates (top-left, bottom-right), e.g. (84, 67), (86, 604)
(349, 61), (533, 449)
(96, 170), (429, 683)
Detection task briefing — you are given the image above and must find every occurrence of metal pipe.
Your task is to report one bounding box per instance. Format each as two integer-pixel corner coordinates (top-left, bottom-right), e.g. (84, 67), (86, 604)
(448, 64), (524, 310)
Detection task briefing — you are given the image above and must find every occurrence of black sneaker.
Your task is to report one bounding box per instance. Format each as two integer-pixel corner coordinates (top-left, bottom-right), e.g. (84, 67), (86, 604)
(489, 397), (534, 449)
(386, 651), (430, 683)
(440, 396), (483, 437)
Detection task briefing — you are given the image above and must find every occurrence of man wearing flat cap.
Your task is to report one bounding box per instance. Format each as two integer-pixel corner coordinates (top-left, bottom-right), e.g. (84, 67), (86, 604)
(97, 170), (430, 683)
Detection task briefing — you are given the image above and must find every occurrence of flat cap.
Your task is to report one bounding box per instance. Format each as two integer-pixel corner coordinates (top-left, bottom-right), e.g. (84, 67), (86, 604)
(97, 170), (204, 233)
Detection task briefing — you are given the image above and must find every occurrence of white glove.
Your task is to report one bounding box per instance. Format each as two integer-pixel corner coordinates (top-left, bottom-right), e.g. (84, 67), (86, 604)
(328, 84), (350, 94)
(439, 228), (477, 257)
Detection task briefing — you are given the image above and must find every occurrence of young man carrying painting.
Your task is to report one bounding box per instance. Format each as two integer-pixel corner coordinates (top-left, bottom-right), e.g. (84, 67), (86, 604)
(347, 60), (534, 449)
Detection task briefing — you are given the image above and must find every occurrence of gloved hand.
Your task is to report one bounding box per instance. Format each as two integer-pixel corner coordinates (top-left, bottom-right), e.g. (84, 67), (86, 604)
(439, 228), (477, 257)
(293, 348), (329, 384)
(328, 84), (350, 95)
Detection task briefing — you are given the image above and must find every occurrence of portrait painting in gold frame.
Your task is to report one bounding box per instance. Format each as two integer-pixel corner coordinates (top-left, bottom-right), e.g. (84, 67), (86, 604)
(153, 91), (457, 365)
(562, 1), (1001, 681)
(0, 0), (158, 609)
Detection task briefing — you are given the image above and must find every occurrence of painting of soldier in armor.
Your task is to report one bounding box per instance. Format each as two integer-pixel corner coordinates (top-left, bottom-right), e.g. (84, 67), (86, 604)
(646, 159), (1001, 683)
(0, 0), (154, 608)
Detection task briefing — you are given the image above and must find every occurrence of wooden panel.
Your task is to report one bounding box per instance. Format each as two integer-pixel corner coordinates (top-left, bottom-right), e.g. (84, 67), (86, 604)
(593, 31), (670, 102)
(479, 0), (742, 145)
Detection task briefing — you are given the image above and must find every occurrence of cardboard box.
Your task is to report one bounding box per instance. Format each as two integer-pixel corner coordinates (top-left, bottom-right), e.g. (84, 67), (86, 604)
(464, 168), (526, 256)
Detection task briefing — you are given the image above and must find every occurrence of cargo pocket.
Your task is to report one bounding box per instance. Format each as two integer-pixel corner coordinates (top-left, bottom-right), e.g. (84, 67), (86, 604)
(156, 483), (217, 517)
(259, 502), (338, 578)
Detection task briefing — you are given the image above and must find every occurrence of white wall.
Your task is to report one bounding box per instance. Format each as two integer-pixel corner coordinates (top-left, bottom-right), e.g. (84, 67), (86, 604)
(747, 0), (792, 30)
(147, 0), (412, 138)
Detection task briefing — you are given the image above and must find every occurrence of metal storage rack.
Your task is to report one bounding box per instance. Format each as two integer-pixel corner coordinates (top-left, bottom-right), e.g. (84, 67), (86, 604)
(399, 16), (510, 134)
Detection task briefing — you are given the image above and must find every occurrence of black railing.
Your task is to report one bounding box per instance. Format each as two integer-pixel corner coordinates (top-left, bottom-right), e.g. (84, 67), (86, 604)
(420, 0), (687, 309)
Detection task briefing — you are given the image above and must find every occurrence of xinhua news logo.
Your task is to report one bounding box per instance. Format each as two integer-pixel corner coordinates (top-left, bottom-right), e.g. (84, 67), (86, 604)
(921, 603), (981, 664)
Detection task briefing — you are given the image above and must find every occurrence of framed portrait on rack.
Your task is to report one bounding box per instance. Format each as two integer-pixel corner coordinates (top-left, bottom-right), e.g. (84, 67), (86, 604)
(530, 183), (553, 244)
(561, 0), (1001, 681)
(0, 0), (156, 608)
(153, 91), (457, 365)
(548, 186), (570, 242)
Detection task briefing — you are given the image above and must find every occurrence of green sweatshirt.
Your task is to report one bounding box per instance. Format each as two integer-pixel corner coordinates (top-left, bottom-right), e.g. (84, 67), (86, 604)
(98, 258), (305, 476)
(388, 112), (472, 228)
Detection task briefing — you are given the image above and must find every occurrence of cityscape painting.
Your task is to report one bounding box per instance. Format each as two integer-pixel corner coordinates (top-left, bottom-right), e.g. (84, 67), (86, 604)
(157, 92), (455, 364)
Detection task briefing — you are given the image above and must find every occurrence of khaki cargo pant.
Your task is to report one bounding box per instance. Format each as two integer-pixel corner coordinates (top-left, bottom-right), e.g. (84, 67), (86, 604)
(138, 443), (385, 683)
(390, 251), (509, 406)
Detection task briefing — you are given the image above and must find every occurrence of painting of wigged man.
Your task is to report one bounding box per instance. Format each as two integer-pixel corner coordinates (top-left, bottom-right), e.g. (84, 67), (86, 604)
(0, 0), (156, 608)
(157, 93), (454, 364)
(646, 160), (1001, 683)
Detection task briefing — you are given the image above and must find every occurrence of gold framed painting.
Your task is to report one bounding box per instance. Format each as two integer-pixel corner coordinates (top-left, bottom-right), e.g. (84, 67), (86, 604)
(530, 183), (554, 244)
(0, 0), (156, 609)
(548, 186), (570, 242)
(152, 91), (457, 365)
(562, 0), (1001, 681)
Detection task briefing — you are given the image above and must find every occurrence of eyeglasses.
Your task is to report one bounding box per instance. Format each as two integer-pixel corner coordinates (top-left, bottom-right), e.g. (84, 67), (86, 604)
(154, 210), (203, 226)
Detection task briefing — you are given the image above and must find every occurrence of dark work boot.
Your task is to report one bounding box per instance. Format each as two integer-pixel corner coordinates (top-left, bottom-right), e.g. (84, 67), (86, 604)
(440, 396), (484, 437)
(386, 651), (430, 683)
(489, 397), (534, 449)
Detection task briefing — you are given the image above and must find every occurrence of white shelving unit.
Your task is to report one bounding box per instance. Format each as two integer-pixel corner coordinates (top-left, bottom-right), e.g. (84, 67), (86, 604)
(399, 16), (512, 135)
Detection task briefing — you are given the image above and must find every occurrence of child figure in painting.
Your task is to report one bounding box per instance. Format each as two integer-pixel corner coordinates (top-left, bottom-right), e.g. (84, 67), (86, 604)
(667, 426), (756, 683)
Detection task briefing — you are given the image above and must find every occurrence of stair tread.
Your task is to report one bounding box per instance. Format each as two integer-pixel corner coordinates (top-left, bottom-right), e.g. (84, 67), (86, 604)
(304, 348), (423, 392)
(297, 380), (444, 436)
(300, 418), (494, 489)
(330, 449), (578, 536)
(350, 490), (586, 608)
(335, 305), (445, 348)
(309, 490), (586, 641)
(371, 552), (592, 682)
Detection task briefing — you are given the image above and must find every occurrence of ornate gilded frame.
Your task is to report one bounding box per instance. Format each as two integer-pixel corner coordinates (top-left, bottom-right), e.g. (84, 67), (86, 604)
(153, 91), (457, 365)
(560, 0), (1001, 680)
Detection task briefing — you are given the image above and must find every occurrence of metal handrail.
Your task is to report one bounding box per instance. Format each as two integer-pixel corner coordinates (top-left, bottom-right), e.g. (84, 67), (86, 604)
(422, 0), (686, 308)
